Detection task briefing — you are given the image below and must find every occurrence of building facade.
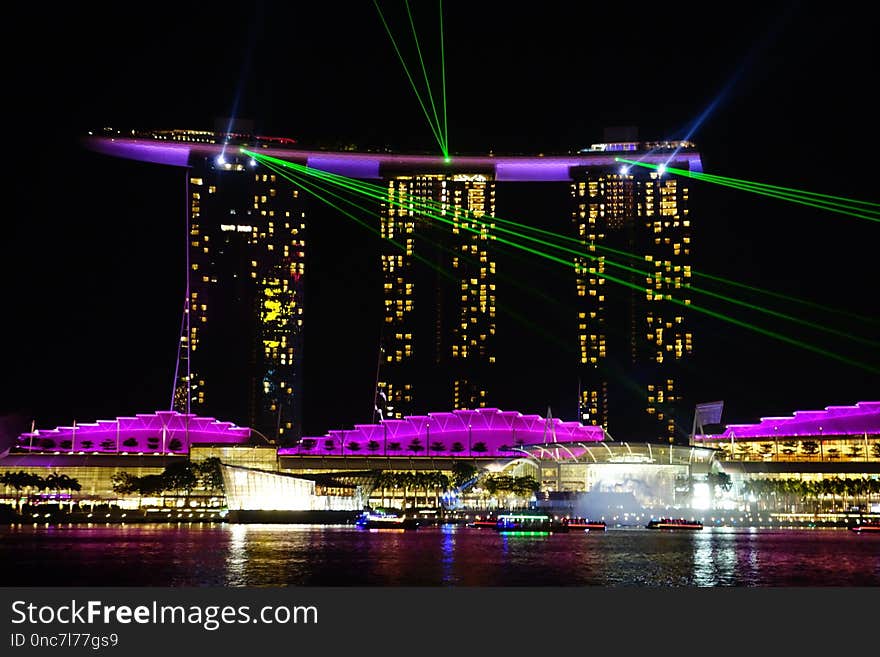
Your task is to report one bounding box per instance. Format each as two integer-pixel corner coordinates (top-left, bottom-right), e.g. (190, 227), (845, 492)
(571, 145), (695, 443)
(174, 147), (307, 442)
(377, 173), (497, 418)
(88, 129), (705, 442)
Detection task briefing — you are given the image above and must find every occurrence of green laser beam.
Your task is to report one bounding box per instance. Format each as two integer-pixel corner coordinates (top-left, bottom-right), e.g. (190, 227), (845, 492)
(692, 173), (880, 219)
(433, 199), (879, 324)
(691, 172), (880, 215)
(261, 159), (455, 283)
(617, 157), (880, 210)
(619, 158), (880, 222)
(285, 160), (572, 310)
(439, 0), (448, 157)
(376, 173), (878, 324)
(263, 158), (573, 351)
(246, 150), (880, 349)
(405, 0), (445, 154)
(667, 164), (880, 209)
(402, 170), (880, 326)
(247, 151), (880, 371)
(373, 0), (447, 157)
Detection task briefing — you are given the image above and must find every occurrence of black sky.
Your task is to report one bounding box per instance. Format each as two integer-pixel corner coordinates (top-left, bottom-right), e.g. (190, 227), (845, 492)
(3, 2), (878, 444)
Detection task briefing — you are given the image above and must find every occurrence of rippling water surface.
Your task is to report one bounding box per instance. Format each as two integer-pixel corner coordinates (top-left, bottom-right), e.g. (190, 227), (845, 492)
(1, 524), (878, 586)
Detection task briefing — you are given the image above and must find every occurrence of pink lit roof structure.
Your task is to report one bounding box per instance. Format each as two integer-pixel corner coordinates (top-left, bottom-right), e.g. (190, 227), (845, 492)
(694, 401), (880, 441)
(279, 408), (606, 458)
(16, 411), (251, 454)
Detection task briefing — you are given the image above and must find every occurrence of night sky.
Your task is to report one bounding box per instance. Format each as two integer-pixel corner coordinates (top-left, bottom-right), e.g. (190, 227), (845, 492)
(3, 2), (878, 446)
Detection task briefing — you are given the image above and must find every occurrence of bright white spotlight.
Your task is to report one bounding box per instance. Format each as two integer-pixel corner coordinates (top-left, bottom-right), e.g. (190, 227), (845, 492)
(216, 154), (227, 166)
(657, 164), (666, 176)
(619, 165), (629, 175)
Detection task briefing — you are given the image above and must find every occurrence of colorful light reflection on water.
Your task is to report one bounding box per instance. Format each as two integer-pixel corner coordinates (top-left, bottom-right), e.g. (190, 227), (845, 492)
(0, 524), (878, 586)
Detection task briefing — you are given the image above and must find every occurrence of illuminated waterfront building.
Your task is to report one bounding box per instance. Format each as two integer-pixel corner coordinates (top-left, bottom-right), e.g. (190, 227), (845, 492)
(3, 403), (878, 517)
(377, 173), (497, 418)
(571, 138), (696, 443)
(174, 140), (307, 441)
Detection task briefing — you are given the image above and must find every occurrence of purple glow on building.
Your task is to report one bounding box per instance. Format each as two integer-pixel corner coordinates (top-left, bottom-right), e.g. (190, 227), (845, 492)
(83, 137), (703, 181)
(694, 401), (880, 440)
(84, 138), (192, 167)
(16, 411), (251, 454)
(306, 156), (381, 179)
(494, 161), (573, 182)
(278, 408), (606, 458)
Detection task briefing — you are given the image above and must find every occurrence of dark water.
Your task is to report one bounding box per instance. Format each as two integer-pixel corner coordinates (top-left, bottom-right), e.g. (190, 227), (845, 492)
(1, 524), (878, 586)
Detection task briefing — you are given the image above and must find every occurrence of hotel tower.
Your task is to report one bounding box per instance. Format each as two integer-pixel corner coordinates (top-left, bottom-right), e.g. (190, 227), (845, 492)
(171, 133), (307, 442)
(571, 143), (694, 443)
(376, 173), (497, 419)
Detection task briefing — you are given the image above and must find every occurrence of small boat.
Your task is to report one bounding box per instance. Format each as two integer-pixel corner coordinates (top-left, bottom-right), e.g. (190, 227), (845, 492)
(564, 518), (606, 531)
(466, 518), (499, 529)
(646, 518), (703, 530)
(356, 511), (419, 530)
(849, 522), (880, 534)
(495, 513), (557, 533)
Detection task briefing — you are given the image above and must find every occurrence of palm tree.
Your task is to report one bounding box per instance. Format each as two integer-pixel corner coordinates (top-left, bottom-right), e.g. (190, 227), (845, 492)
(433, 472), (450, 509)
(451, 461), (478, 489)
(830, 477), (845, 511)
(819, 478), (835, 512)
(367, 440), (380, 455)
(400, 472), (416, 510)
(801, 441), (820, 458)
(7, 471), (45, 512)
(375, 471), (389, 508)
(347, 441), (361, 454)
(450, 442), (465, 454)
(196, 458), (224, 494)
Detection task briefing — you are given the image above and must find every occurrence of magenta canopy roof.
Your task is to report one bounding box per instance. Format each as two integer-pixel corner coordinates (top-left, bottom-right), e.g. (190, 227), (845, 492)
(16, 411), (251, 454)
(694, 401), (880, 440)
(279, 408), (606, 458)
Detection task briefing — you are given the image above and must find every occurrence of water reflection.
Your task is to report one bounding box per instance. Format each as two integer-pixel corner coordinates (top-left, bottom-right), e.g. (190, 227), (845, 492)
(1, 524), (878, 586)
(691, 529), (737, 586)
(225, 524), (248, 586)
(441, 525), (455, 585)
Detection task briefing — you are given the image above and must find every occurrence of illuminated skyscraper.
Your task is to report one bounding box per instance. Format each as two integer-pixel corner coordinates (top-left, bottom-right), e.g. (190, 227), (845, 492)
(91, 128), (700, 442)
(377, 173), (497, 418)
(571, 142), (695, 443)
(173, 145), (307, 442)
